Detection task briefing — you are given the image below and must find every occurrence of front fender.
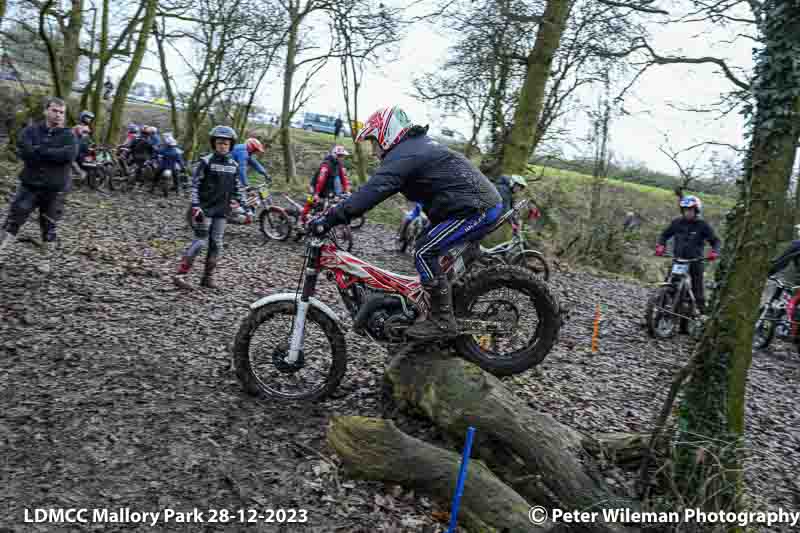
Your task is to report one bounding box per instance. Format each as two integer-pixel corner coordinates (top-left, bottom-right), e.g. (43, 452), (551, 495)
(249, 292), (344, 330)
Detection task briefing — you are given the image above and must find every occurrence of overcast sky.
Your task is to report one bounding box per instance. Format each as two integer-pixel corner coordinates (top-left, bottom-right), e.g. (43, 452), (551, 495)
(126, 1), (755, 176)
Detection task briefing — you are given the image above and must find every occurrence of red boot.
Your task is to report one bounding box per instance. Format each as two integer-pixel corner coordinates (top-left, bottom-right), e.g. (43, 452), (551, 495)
(172, 256), (195, 289)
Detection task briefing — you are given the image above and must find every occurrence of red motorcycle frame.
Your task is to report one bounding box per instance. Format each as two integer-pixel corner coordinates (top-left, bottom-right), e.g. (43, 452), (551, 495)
(234, 202), (562, 401)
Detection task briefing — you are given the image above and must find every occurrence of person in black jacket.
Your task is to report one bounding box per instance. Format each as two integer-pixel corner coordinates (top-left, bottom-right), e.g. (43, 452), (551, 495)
(767, 225), (800, 284)
(0, 97), (78, 273)
(655, 195), (721, 312)
(311, 105), (503, 340)
(173, 125), (242, 290)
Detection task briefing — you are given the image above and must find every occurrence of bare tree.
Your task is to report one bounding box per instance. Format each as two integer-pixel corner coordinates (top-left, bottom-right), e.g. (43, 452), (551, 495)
(103, 0), (157, 144)
(332, 0), (402, 182)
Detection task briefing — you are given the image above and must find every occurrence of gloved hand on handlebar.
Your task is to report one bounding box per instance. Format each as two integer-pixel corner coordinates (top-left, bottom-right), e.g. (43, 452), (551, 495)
(511, 222), (520, 233)
(191, 206), (204, 223)
(707, 250), (719, 261)
(655, 244), (666, 256)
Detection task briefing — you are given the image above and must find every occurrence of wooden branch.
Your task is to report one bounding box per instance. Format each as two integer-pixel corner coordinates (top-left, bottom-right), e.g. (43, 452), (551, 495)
(598, 0), (668, 14)
(604, 39), (749, 91)
(327, 416), (550, 533)
(384, 349), (639, 533)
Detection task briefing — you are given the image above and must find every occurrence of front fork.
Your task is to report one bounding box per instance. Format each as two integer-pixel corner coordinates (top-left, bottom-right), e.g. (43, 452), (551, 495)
(287, 243), (322, 363)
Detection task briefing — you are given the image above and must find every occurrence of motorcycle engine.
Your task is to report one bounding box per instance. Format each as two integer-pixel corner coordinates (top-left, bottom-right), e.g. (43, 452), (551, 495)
(354, 293), (417, 342)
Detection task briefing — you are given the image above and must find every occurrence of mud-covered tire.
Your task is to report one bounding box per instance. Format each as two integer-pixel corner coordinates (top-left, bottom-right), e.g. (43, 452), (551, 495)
(645, 286), (678, 339)
(510, 249), (550, 281)
(453, 265), (561, 376)
(259, 207), (291, 241)
(233, 301), (347, 401)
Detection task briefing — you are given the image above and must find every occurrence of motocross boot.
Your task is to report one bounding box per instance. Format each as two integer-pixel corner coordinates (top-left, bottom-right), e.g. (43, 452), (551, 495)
(173, 255), (196, 289)
(200, 255), (219, 289)
(405, 276), (459, 341)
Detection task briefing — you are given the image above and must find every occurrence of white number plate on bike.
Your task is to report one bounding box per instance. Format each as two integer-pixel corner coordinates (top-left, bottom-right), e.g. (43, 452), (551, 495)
(671, 263), (689, 275)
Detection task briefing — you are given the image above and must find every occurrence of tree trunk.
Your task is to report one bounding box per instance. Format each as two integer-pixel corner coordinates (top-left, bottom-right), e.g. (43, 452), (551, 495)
(280, 11), (300, 183)
(89, 0), (110, 134)
(371, 349), (637, 533)
(153, 19), (180, 138)
(104, 0), (158, 144)
(501, 0), (572, 174)
(327, 416), (548, 533)
(675, 2), (800, 517)
(59, 0), (85, 101)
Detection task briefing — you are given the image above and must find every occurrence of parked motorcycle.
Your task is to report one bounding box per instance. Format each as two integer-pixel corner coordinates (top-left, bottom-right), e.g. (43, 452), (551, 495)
(80, 146), (108, 191)
(752, 276), (800, 352)
(232, 204), (562, 401)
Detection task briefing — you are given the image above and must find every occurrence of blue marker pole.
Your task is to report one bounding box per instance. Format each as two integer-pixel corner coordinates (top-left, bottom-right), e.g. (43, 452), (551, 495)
(446, 426), (476, 533)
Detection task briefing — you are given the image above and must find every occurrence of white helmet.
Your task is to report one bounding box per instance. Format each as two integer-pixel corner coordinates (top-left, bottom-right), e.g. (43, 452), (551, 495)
(355, 105), (413, 156)
(508, 175), (527, 189)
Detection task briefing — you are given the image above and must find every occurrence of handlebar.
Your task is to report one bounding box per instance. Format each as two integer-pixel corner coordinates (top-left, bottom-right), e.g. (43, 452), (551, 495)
(657, 255), (708, 263)
(768, 275), (800, 291)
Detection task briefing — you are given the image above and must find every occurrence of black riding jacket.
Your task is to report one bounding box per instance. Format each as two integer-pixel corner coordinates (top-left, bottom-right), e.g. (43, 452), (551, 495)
(190, 152), (242, 218)
(328, 133), (501, 227)
(769, 240), (800, 277)
(658, 217), (721, 259)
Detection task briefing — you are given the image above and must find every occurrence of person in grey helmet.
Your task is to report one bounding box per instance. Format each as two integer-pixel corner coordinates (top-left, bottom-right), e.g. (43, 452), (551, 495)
(173, 125), (242, 290)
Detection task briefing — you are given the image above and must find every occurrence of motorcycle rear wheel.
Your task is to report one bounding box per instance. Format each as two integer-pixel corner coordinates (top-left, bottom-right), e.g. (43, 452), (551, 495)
(259, 207), (292, 241)
(453, 265), (561, 376)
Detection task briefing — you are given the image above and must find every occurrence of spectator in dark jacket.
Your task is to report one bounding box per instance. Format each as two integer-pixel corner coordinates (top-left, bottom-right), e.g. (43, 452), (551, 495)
(655, 195), (721, 312)
(173, 126), (242, 290)
(0, 97), (78, 273)
(333, 116), (344, 139)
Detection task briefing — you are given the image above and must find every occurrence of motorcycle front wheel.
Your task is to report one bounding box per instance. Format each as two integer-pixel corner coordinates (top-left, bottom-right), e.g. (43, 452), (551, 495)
(453, 265), (561, 376)
(752, 305), (776, 350)
(645, 286), (678, 339)
(232, 301), (348, 401)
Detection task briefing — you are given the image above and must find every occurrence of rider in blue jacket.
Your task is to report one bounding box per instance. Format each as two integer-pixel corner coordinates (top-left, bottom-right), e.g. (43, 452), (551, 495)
(230, 138), (270, 214)
(312, 105), (503, 340)
(158, 133), (186, 191)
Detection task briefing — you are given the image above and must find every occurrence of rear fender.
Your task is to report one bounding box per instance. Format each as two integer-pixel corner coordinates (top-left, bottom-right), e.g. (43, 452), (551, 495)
(249, 292), (345, 331)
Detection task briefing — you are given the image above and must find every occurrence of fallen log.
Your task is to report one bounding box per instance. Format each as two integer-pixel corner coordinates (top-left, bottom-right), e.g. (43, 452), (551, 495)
(385, 349), (639, 533)
(327, 416), (550, 533)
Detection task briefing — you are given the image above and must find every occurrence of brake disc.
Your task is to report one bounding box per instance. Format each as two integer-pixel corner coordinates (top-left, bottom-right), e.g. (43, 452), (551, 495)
(272, 344), (305, 373)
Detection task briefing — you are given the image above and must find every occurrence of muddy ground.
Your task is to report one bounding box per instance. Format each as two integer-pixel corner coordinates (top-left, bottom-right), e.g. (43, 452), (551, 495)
(1, 188), (798, 532)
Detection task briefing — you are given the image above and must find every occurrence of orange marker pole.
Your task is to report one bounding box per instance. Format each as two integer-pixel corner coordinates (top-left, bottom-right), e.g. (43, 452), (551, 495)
(591, 304), (601, 353)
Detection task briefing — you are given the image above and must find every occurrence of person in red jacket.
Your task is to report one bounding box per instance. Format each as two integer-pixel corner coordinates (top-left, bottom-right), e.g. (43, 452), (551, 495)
(299, 145), (351, 225)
